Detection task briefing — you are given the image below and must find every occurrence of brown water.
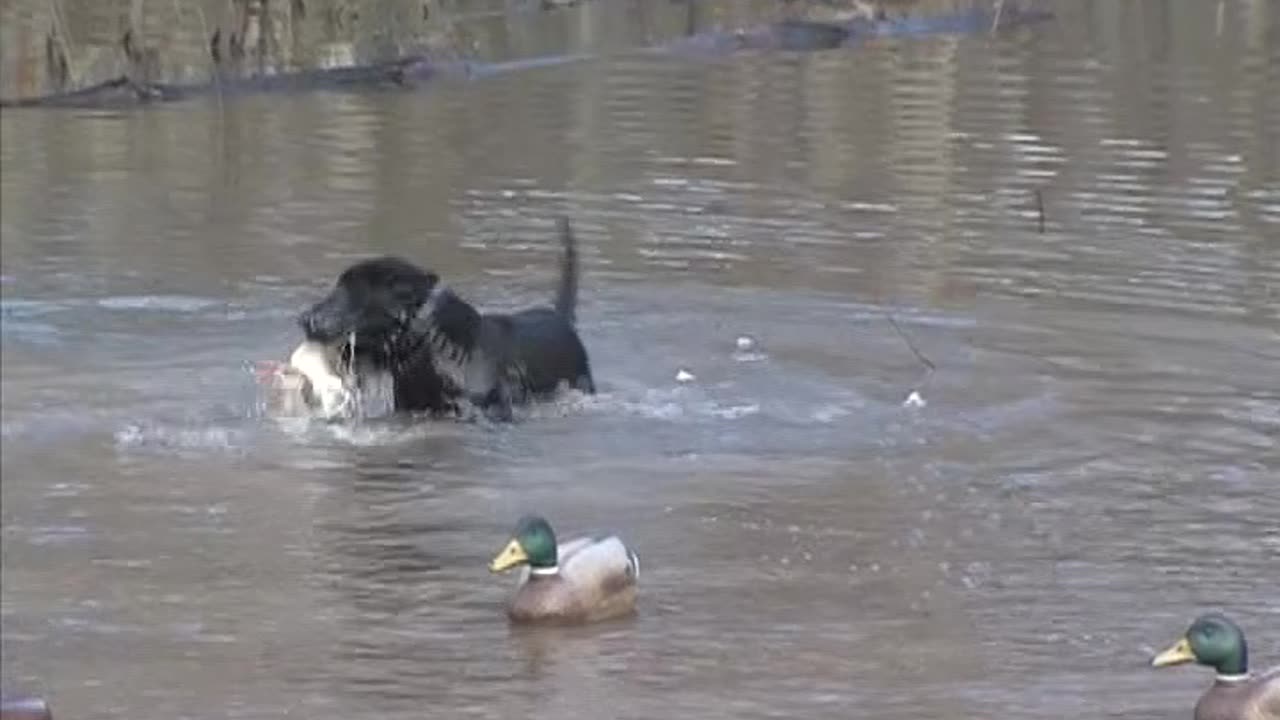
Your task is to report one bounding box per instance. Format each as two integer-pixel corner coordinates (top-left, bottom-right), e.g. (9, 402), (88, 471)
(2, 1), (1279, 718)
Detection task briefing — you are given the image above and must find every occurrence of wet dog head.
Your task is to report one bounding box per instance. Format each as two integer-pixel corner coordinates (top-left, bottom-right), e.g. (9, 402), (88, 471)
(298, 256), (440, 362)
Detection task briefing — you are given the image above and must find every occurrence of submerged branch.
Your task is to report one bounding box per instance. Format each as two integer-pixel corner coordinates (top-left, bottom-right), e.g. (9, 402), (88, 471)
(882, 311), (935, 408)
(885, 313), (936, 375)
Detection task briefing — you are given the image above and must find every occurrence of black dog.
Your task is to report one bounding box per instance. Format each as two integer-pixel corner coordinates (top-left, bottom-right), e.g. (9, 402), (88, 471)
(297, 217), (595, 420)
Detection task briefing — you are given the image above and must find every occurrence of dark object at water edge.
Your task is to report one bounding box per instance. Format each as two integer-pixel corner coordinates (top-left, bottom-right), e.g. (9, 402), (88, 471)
(662, 3), (1051, 55)
(0, 55), (448, 109)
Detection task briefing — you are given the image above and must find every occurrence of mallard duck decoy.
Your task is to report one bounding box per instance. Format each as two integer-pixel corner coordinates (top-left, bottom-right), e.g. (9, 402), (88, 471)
(1152, 613), (1280, 720)
(488, 514), (639, 625)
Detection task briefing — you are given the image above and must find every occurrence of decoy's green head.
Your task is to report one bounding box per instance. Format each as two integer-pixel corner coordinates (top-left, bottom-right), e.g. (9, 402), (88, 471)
(489, 515), (558, 573)
(1152, 613), (1249, 676)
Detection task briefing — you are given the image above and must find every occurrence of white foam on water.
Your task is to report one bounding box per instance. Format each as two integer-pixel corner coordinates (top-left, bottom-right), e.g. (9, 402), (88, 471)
(96, 295), (223, 312)
(113, 422), (248, 454)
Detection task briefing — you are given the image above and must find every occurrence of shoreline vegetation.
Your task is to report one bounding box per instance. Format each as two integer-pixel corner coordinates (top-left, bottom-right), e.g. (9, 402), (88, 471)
(0, 0), (1032, 107)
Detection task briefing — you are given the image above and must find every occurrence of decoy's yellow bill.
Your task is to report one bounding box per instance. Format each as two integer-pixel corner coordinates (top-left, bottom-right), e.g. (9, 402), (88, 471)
(489, 539), (528, 572)
(1151, 636), (1196, 667)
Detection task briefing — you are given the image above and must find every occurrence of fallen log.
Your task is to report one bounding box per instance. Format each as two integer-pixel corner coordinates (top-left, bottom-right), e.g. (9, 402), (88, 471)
(0, 55), (448, 110)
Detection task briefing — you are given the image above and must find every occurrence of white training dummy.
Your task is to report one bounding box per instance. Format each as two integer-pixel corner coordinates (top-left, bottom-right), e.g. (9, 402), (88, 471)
(287, 339), (354, 418)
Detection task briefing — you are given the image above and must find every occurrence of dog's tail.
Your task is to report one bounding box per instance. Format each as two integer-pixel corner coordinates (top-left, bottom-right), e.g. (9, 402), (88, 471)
(553, 216), (579, 325)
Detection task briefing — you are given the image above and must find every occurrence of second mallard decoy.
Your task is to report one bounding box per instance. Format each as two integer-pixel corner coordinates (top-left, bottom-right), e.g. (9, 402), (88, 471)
(1152, 613), (1279, 720)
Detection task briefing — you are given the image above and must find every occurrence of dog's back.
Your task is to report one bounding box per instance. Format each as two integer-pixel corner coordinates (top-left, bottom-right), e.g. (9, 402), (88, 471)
(503, 216), (594, 395)
(504, 307), (594, 396)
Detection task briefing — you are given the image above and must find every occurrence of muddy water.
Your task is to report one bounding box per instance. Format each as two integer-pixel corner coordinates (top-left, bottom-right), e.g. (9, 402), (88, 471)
(2, 2), (1278, 718)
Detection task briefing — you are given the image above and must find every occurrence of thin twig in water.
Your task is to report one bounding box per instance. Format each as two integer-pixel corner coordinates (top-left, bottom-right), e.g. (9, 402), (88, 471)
(886, 313), (936, 374)
(1035, 189), (1046, 234)
(883, 310), (935, 408)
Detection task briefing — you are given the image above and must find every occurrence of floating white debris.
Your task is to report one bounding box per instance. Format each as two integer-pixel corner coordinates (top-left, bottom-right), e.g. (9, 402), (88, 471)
(675, 368), (696, 383)
(903, 390), (926, 408)
(732, 335), (766, 363)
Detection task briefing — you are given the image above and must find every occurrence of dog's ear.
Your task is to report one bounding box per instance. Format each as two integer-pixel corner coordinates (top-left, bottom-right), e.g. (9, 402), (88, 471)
(395, 270), (438, 308)
(424, 287), (481, 350)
